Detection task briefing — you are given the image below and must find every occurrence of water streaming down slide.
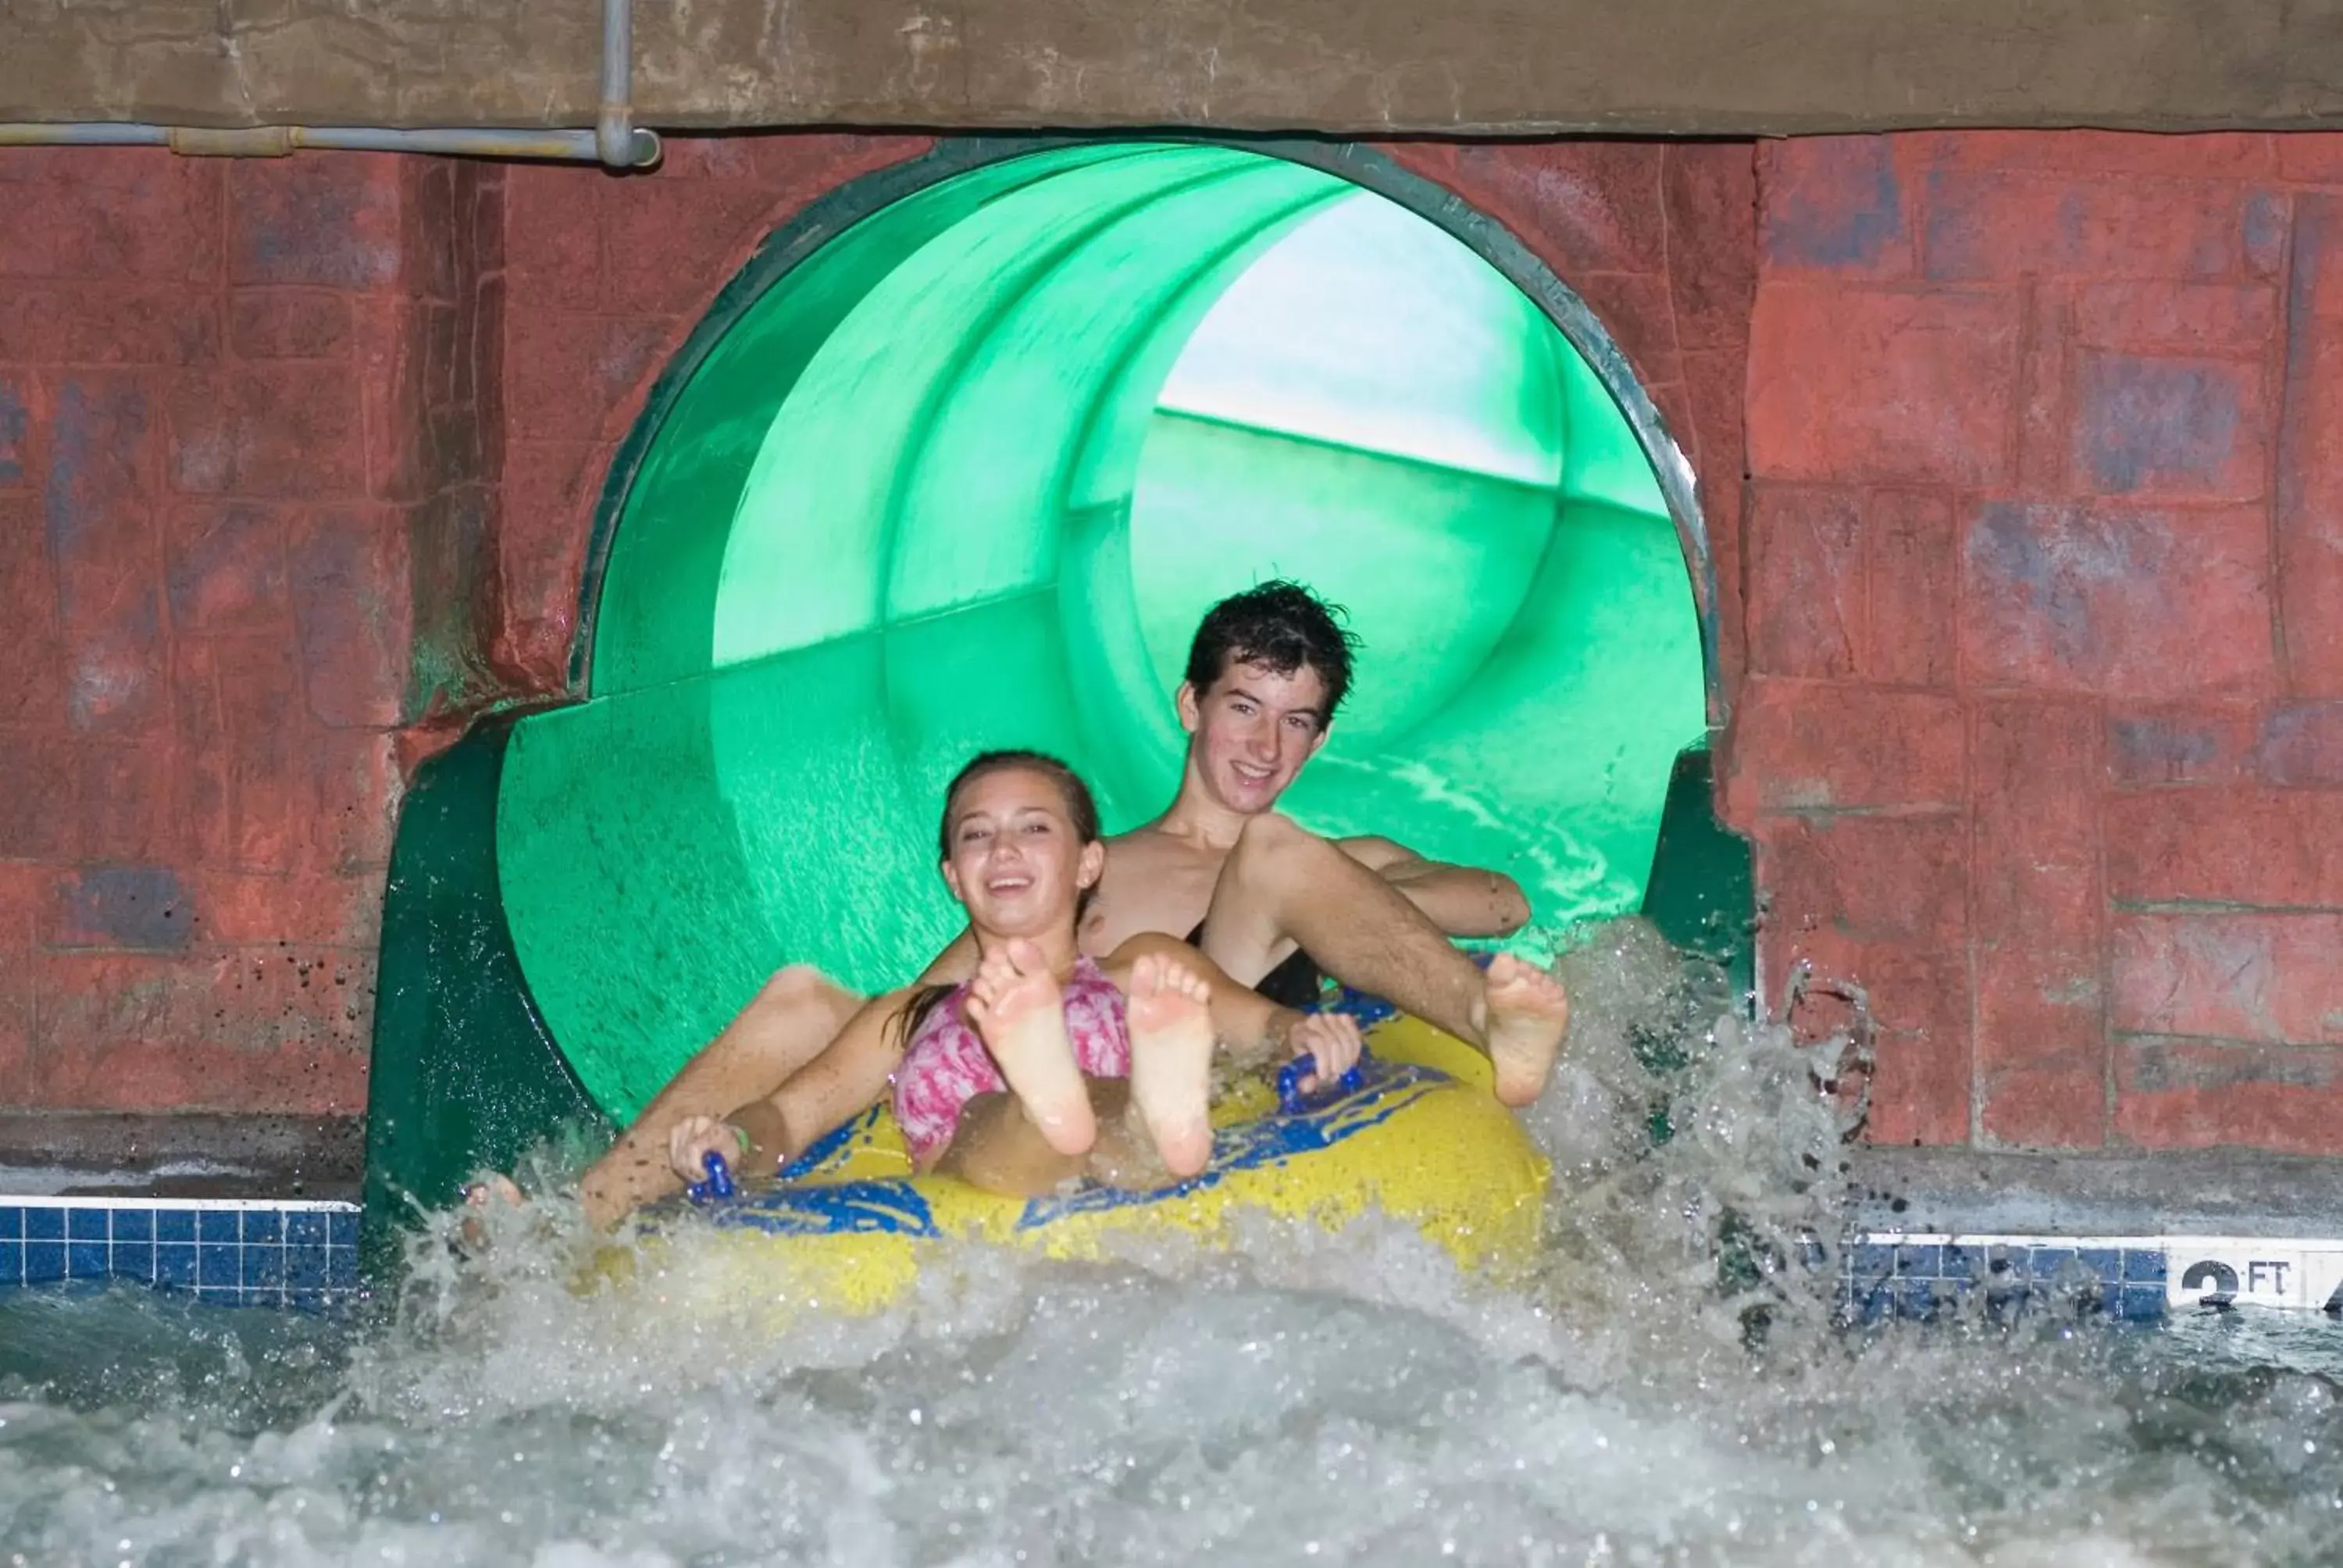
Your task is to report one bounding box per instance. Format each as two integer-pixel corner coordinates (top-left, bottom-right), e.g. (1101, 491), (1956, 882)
(490, 143), (1707, 1124)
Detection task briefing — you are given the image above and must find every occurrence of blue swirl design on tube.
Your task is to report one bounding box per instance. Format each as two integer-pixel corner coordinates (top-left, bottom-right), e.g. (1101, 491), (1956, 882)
(659, 1057), (1453, 1240)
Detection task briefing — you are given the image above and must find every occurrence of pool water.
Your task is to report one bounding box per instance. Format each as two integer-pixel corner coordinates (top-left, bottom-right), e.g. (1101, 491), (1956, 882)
(4, 923), (2340, 1566)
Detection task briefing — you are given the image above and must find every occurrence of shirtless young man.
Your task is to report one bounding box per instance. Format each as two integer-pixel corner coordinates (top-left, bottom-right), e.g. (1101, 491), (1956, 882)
(569, 581), (1571, 1228)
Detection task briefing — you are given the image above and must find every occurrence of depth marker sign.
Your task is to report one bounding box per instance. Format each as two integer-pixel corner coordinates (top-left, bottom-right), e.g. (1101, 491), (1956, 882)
(2163, 1238), (2343, 1313)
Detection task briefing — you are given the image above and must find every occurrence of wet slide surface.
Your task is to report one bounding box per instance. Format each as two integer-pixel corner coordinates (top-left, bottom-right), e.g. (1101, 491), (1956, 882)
(493, 144), (1706, 1121)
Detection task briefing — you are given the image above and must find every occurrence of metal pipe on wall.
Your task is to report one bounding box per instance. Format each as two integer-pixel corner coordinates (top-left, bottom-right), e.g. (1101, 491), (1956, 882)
(0, 0), (660, 169)
(597, 0), (640, 169)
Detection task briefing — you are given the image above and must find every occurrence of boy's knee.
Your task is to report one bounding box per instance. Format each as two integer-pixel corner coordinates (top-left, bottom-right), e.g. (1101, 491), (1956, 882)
(751, 964), (858, 1031)
(761, 963), (839, 1003)
(1229, 810), (1314, 875)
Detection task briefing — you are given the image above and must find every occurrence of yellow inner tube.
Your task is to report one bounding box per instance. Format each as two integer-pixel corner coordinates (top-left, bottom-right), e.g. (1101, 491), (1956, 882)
(629, 1015), (1550, 1317)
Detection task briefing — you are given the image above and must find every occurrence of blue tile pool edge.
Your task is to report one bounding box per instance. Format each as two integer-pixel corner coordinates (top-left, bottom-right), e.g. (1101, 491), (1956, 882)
(4, 1195), (2337, 1324)
(0, 1194), (363, 1309)
(1845, 1231), (2343, 1324)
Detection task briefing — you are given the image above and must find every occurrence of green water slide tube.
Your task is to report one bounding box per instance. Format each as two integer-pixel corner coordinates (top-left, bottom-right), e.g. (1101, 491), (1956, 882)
(363, 141), (1746, 1235)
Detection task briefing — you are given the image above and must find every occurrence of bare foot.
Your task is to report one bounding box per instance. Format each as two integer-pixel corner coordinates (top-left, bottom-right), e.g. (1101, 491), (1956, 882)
(1085, 1103), (1175, 1191)
(1125, 950), (1217, 1178)
(966, 939), (1096, 1156)
(1482, 953), (1571, 1107)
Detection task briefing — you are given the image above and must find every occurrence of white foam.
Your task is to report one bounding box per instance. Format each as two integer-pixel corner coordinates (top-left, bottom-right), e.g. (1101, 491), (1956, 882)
(0, 918), (2338, 1565)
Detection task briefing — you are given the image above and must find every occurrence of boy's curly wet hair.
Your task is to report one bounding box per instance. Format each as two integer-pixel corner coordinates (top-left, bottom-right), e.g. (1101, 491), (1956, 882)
(1182, 579), (1362, 725)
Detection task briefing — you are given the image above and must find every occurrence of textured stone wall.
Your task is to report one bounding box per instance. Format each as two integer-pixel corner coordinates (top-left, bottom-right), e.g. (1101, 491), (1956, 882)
(1735, 131), (2343, 1154)
(0, 148), (496, 1115)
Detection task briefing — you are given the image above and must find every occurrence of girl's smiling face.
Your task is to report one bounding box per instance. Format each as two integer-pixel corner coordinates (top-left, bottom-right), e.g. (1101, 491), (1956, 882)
(939, 765), (1105, 939)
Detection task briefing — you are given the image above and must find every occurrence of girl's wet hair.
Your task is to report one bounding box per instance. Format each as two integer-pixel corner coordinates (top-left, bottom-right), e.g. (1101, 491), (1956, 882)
(937, 748), (1103, 860)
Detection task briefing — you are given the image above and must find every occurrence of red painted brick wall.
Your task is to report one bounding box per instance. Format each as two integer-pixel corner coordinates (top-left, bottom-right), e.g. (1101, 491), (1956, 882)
(1735, 131), (2343, 1154)
(493, 137), (933, 688)
(0, 149), (491, 1117)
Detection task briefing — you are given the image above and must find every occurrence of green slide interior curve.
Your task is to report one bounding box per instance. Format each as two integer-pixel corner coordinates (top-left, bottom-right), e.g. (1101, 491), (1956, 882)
(496, 143), (1708, 1124)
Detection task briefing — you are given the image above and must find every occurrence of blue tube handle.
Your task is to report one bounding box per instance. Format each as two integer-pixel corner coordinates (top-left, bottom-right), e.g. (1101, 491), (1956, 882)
(686, 1148), (736, 1204)
(1277, 1052), (1367, 1114)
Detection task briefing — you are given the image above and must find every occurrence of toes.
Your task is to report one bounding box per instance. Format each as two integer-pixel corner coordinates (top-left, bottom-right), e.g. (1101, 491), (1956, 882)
(1154, 956), (1203, 1001)
(1157, 1122), (1211, 1180)
(970, 958), (1010, 1005)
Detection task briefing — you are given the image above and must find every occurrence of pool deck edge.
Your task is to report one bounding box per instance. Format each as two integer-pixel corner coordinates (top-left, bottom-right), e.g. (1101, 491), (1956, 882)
(1843, 1146), (2343, 1240)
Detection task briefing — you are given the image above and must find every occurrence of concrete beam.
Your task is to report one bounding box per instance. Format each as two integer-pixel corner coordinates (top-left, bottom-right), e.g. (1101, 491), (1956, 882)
(8, 0), (2343, 137)
(0, 1113), (363, 1201)
(1846, 1148), (2343, 1241)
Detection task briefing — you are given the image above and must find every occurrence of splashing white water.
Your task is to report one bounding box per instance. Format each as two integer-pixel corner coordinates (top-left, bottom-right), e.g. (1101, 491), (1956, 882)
(2, 920), (2339, 1566)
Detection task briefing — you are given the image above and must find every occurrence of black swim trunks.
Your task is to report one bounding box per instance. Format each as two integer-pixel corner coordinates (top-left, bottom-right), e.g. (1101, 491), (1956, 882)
(1184, 921), (1326, 1011)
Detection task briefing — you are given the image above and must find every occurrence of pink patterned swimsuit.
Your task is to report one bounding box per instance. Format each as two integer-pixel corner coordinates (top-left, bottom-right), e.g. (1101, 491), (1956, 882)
(892, 957), (1132, 1166)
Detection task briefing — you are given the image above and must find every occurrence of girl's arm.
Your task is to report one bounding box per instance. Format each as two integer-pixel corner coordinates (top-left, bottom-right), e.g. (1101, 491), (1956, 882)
(669, 985), (915, 1181)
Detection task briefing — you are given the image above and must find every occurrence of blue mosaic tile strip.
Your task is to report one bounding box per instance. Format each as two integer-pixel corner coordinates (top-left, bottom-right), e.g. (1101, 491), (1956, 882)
(0, 1201), (2322, 1324)
(1842, 1235), (2172, 1326)
(0, 1200), (362, 1309)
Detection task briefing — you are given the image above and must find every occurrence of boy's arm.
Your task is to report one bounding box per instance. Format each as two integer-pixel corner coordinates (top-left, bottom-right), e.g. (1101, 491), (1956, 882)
(914, 927), (980, 985)
(1337, 835), (1530, 937)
